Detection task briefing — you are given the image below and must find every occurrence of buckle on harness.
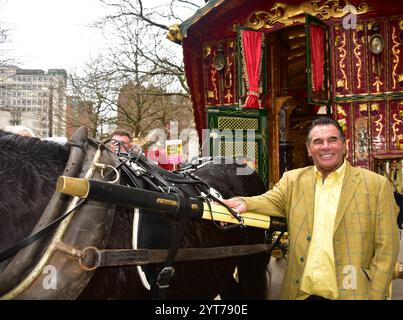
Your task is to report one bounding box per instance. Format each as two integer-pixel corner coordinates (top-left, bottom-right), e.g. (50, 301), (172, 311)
(157, 266), (175, 289)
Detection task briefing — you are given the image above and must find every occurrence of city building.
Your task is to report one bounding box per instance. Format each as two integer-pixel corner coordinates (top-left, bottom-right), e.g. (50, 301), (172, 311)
(66, 96), (93, 139)
(0, 65), (67, 138)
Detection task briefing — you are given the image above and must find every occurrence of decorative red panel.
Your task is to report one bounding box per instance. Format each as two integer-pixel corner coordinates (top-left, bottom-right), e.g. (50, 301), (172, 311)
(351, 21), (368, 94)
(390, 100), (403, 150)
(203, 39), (236, 106)
(366, 19), (387, 94)
(332, 24), (351, 96)
(369, 101), (387, 152)
(388, 17), (403, 92)
(334, 102), (353, 163)
(352, 102), (370, 169)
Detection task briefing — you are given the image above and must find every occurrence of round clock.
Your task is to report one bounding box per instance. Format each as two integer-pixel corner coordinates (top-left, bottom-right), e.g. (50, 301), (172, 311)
(213, 53), (225, 71)
(369, 34), (384, 55)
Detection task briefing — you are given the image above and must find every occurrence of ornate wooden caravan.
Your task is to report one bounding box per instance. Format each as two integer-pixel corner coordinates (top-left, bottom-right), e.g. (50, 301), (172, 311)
(169, 0), (403, 189)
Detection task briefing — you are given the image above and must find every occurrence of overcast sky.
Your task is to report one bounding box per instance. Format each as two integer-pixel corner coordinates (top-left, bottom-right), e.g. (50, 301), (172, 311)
(0, 0), (202, 75)
(0, 0), (111, 73)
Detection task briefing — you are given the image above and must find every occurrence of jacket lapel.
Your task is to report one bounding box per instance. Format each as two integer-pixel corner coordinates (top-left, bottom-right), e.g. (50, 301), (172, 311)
(303, 168), (316, 233)
(334, 163), (361, 233)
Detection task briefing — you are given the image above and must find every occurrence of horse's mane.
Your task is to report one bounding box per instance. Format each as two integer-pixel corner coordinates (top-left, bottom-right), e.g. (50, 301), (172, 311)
(0, 131), (70, 255)
(0, 130), (69, 161)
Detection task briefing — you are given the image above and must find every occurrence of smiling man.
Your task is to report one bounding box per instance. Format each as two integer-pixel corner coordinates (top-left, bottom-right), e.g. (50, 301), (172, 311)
(222, 116), (399, 300)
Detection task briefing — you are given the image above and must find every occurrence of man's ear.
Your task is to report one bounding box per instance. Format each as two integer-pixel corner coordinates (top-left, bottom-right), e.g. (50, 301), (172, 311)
(306, 143), (311, 157)
(343, 142), (347, 157)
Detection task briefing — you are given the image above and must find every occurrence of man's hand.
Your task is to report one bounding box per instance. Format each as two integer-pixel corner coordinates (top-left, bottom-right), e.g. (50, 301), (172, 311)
(220, 197), (248, 214)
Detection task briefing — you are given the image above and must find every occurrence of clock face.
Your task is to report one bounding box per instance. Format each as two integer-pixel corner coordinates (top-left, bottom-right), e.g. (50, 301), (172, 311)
(213, 54), (225, 71)
(369, 34), (384, 55)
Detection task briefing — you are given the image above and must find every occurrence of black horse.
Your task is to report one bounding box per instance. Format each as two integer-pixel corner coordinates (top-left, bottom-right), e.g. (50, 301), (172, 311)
(0, 129), (271, 299)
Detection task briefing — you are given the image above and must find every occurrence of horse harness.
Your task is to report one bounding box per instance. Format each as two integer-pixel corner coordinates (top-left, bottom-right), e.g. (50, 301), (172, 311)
(0, 139), (287, 300)
(104, 152), (285, 299)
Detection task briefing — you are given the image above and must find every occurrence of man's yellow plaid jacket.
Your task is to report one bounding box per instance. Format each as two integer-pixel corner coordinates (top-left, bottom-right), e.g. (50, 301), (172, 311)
(243, 162), (400, 300)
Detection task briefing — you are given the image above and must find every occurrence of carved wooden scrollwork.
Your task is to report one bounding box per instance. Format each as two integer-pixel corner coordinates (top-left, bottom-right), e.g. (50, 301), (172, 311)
(244, 0), (372, 30)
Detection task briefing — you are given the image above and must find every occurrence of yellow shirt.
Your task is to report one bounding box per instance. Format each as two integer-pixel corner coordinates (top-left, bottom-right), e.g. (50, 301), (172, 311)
(298, 161), (346, 300)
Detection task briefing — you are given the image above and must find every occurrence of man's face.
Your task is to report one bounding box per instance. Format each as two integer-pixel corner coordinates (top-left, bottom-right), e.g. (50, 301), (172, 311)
(111, 134), (132, 152)
(306, 124), (346, 177)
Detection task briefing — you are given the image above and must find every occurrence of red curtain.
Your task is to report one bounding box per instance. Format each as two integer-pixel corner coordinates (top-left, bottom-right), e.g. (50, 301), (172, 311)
(309, 24), (325, 92)
(241, 30), (263, 108)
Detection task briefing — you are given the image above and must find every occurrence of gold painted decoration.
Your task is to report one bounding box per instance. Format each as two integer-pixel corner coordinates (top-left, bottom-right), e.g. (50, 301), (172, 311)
(337, 32), (348, 90)
(352, 31), (362, 89)
(224, 57), (233, 89)
(204, 46), (212, 58)
(166, 24), (183, 44)
(359, 103), (368, 115)
(337, 104), (347, 117)
(244, 0), (371, 30)
(336, 79), (345, 89)
(372, 76), (383, 93)
(373, 114), (383, 141)
(210, 68), (218, 100)
(336, 105), (347, 134)
(391, 26), (401, 90)
(392, 113), (402, 144)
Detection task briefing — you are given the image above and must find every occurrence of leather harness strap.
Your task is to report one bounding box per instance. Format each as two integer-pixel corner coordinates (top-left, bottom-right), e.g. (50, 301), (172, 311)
(75, 243), (274, 270)
(152, 192), (193, 300)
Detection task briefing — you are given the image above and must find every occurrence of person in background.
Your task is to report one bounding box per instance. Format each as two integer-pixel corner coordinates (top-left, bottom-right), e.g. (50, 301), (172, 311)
(110, 129), (133, 154)
(221, 116), (400, 300)
(4, 125), (35, 137)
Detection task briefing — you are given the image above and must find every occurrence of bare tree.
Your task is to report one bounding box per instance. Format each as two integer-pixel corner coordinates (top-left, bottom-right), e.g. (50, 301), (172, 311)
(68, 56), (120, 138)
(96, 0), (204, 96)
(68, 1), (202, 139)
(94, 3), (198, 138)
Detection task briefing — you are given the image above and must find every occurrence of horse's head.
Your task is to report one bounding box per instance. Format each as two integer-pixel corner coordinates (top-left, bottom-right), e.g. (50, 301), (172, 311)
(0, 127), (121, 299)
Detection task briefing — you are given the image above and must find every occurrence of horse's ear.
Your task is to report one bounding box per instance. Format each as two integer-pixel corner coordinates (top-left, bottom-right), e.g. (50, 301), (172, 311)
(70, 127), (89, 141)
(67, 127), (89, 148)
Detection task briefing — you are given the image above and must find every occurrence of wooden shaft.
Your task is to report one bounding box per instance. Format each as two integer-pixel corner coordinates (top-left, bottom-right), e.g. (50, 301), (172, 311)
(56, 176), (273, 229)
(202, 203), (271, 229)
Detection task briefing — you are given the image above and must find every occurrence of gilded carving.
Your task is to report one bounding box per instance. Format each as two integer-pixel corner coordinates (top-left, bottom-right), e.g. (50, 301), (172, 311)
(336, 105), (347, 133)
(337, 32), (348, 90)
(391, 26), (401, 90)
(336, 104), (347, 117)
(225, 90), (233, 103)
(204, 46), (212, 58)
(210, 68), (218, 100)
(372, 76), (383, 93)
(336, 79), (345, 88)
(166, 24), (183, 44)
(352, 31), (362, 89)
(359, 103), (368, 115)
(244, 0), (372, 30)
(392, 113), (402, 143)
(224, 57), (233, 90)
(372, 112), (382, 140)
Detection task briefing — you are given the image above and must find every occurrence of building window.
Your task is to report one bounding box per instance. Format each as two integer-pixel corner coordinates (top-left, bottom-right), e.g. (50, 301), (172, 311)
(9, 120), (21, 126)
